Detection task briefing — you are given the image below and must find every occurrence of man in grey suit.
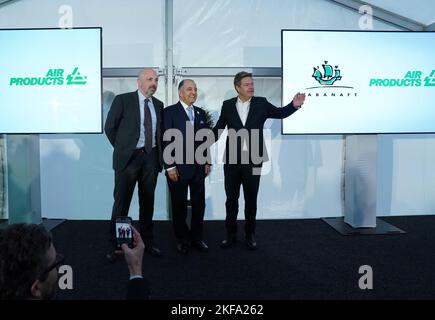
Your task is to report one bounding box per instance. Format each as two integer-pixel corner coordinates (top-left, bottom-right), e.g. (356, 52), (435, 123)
(105, 68), (163, 260)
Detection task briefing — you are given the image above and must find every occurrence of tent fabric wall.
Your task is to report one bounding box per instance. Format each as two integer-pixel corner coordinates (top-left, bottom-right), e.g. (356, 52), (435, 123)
(1, 0), (434, 220)
(0, 0), (165, 67)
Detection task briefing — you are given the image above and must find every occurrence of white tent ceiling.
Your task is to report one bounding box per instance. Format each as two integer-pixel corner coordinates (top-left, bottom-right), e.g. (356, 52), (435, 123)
(1, 0), (434, 29)
(364, 0), (435, 25)
(328, 0), (435, 30)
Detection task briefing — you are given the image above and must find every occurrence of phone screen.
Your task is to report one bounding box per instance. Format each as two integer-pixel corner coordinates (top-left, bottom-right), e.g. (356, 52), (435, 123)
(115, 217), (132, 248)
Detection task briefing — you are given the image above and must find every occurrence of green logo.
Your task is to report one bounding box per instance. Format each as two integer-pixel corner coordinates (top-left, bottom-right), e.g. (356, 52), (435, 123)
(424, 70), (435, 87)
(305, 60), (356, 97)
(369, 70), (435, 87)
(9, 68), (87, 86)
(66, 67), (87, 85)
(312, 61), (342, 85)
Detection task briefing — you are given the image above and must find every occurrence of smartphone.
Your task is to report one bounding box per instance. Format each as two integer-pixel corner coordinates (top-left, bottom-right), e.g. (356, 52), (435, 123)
(115, 216), (133, 248)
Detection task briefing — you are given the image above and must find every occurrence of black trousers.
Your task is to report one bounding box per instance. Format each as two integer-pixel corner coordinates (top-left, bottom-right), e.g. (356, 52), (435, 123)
(167, 168), (205, 243)
(224, 164), (261, 235)
(109, 147), (159, 245)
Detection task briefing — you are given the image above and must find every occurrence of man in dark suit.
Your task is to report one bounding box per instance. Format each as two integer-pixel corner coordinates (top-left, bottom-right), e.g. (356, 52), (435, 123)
(163, 79), (211, 254)
(213, 71), (306, 250)
(105, 68), (163, 260)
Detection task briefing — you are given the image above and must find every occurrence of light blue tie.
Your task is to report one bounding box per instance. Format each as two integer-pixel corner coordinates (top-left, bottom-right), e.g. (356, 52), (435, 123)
(187, 106), (194, 124)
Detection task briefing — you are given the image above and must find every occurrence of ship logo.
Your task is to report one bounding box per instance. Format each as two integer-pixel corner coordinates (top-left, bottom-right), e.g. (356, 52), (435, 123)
(312, 61), (342, 85)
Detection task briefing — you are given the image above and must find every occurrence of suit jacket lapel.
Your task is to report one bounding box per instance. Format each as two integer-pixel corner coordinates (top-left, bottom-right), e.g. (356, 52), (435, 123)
(176, 102), (191, 124)
(193, 106), (201, 130)
(134, 90), (141, 130)
(151, 96), (161, 137)
(244, 97), (256, 128)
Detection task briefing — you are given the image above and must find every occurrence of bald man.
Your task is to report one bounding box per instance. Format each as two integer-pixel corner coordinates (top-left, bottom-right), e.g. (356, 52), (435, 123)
(105, 68), (164, 260)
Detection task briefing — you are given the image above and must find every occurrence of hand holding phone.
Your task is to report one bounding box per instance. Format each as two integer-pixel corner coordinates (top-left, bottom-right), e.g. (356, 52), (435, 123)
(120, 225), (145, 277)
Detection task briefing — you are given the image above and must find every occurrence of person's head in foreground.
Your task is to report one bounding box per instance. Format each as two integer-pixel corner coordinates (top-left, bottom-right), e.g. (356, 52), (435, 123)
(0, 223), (63, 300)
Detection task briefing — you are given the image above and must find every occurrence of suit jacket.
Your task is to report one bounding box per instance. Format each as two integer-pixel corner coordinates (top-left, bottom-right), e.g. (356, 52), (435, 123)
(126, 277), (149, 300)
(212, 96), (298, 166)
(163, 102), (211, 181)
(105, 90), (164, 172)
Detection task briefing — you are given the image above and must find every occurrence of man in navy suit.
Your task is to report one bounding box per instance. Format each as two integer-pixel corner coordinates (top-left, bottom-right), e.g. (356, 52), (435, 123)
(163, 79), (211, 254)
(213, 71), (306, 250)
(105, 68), (164, 260)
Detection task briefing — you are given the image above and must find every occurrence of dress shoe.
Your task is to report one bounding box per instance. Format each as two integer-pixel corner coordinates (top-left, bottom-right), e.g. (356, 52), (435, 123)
(106, 251), (118, 263)
(144, 242), (161, 257)
(176, 242), (189, 254)
(191, 240), (209, 252)
(245, 234), (257, 250)
(221, 233), (237, 248)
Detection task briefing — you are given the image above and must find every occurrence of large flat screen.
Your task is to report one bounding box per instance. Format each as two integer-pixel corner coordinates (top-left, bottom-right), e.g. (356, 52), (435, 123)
(282, 30), (435, 134)
(0, 28), (102, 134)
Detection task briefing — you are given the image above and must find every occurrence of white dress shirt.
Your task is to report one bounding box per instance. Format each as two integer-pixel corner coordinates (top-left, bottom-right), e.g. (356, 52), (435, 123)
(136, 90), (157, 149)
(180, 100), (195, 123)
(236, 97), (251, 151)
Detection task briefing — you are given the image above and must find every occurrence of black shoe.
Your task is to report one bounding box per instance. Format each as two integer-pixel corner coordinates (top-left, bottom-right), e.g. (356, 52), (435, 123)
(221, 233), (237, 248)
(191, 240), (209, 252)
(245, 234), (257, 250)
(144, 242), (161, 257)
(176, 242), (189, 254)
(106, 251), (118, 263)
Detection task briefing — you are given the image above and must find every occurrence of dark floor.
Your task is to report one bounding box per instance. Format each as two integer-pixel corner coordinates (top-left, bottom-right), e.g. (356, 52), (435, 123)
(51, 216), (435, 300)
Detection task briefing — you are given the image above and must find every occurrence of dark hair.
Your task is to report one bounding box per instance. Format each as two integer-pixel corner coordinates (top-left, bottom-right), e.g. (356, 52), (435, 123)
(233, 71), (253, 89)
(178, 79), (195, 91)
(0, 223), (53, 299)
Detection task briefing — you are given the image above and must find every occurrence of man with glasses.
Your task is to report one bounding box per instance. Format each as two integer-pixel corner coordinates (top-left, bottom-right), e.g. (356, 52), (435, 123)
(0, 223), (148, 299)
(0, 223), (62, 299)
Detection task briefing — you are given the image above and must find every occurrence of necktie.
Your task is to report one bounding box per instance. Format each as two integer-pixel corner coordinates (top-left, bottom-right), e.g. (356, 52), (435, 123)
(144, 98), (152, 153)
(187, 106), (194, 125)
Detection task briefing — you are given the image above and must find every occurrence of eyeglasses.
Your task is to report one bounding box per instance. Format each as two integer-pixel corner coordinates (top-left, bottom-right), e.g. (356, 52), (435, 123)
(38, 253), (65, 281)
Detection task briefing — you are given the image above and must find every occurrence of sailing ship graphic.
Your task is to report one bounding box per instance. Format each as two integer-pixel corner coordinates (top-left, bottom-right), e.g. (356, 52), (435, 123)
(312, 61), (342, 85)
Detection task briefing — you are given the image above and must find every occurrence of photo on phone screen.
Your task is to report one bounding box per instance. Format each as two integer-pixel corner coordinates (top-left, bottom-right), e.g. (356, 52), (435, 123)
(115, 217), (132, 248)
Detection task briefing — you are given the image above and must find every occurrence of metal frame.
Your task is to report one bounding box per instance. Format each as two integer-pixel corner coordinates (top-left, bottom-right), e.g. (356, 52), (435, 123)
(165, 0), (174, 104)
(102, 67), (166, 78)
(0, 135), (7, 220)
(0, 0), (19, 8)
(426, 22), (435, 31)
(102, 67), (281, 79)
(176, 67), (281, 78)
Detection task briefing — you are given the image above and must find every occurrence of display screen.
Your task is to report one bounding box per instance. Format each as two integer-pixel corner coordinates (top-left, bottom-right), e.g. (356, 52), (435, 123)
(0, 28), (102, 134)
(282, 30), (435, 134)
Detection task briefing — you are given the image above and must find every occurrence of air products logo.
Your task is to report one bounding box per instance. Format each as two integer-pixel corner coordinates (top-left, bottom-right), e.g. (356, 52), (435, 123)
(369, 70), (435, 87)
(66, 67), (87, 85)
(9, 67), (87, 86)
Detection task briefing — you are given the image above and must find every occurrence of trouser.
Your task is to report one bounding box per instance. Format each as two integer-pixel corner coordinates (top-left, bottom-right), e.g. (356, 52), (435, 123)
(167, 168), (205, 243)
(109, 147), (159, 246)
(223, 164), (261, 235)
